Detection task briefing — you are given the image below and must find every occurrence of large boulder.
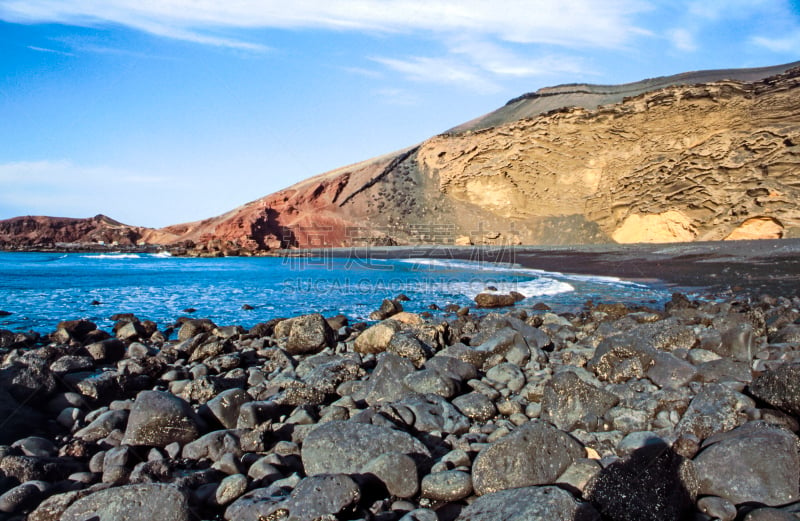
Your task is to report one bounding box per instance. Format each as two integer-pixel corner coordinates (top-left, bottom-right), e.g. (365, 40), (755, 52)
(354, 320), (401, 354)
(361, 452), (419, 498)
(588, 333), (656, 383)
(389, 394), (471, 435)
(364, 353), (416, 406)
(749, 363), (800, 416)
(177, 319), (216, 342)
(693, 422), (800, 506)
(301, 420), (430, 476)
(122, 390), (201, 447)
(0, 355), (57, 402)
(74, 409), (129, 442)
(282, 314), (336, 355)
(541, 371), (619, 431)
(206, 388), (251, 429)
(225, 474), (360, 521)
(675, 383), (751, 441)
(52, 319), (97, 343)
(60, 484), (190, 521)
(474, 293), (516, 308)
(456, 486), (600, 521)
(472, 420), (584, 495)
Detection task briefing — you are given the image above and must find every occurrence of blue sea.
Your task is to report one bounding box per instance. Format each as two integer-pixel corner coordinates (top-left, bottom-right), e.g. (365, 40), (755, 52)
(0, 251), (678, 334)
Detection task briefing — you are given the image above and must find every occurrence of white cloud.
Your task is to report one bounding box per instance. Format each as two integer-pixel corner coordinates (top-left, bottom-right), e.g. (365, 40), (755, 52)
(27, 45), (75, 56)
(342, 66), (384, 79)
(371, 39), (588, 92)
(0, 0), (650, 50)
(375, 88), (420, 106)
(667, 28), (697, 52)
(1, 1), (653, 91)
(0, 160), (165, 185)
(752, 33), (800, 53)
(372, 56), (500, 93)
(687, 0), (774, 20)
(448, 39), (586, 77)
(0, 160), (171, 222)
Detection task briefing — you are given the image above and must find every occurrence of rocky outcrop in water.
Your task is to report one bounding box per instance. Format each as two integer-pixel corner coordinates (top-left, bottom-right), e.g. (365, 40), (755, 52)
(2, 292), (800, 519)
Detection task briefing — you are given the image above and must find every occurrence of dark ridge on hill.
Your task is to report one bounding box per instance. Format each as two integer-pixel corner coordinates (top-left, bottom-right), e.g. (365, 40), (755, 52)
(450, 60), (800, 133)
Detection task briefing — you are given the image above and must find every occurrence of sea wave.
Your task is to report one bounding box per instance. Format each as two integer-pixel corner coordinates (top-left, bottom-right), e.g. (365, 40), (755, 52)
(81, 254), (142, 259)
(398, 257), (642, 287)
(434, 278), (575, 299)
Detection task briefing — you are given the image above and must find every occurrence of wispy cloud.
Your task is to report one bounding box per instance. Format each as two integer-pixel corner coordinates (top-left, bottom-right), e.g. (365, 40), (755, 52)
(375, 88), (420, 106)
(0, 0), (650, 50)
(1, 1), (652, 91)
(372, 39), (588, 92)
(666, 28), (697, 52)
(0, 160), (166, 185)
(752, 33), (800, 53)
(0, 160), (171, 221)
(27, 45), (75, 56)
(372, 56), (500, 93)
(342, 66), (384, 79)
(448, 39), (586, 78)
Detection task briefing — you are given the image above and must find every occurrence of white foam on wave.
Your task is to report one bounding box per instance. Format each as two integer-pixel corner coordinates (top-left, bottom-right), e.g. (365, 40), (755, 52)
(151, 251), (172, 258)
(395, 258), (574, 298)
(397, 257), (642, 287)
(436, 278), (575, 299)
(82, 254), (142, 259)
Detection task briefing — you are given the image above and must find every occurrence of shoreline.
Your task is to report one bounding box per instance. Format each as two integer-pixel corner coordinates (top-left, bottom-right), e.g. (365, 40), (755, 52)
(4, 238), (799, 301)
(324, 238), (800, 300)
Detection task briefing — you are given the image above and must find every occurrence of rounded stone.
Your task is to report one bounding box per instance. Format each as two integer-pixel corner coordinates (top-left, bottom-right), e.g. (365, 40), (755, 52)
(472, 420), (584, 495)
(456, 486), (599, 521)
(361, 452), (419, 499)
(60, 484), (190, 521)
(421, 470), (473, 501)
(301, 420), (431, 476)
(216, 474), (249, 506)
(122, 390), (200, 447)
(452, 392), (497, 422)
(486, 363), (526, 392)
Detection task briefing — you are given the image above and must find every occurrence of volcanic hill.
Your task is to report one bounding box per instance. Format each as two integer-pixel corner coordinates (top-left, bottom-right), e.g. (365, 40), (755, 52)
(2, 61), (800, 254)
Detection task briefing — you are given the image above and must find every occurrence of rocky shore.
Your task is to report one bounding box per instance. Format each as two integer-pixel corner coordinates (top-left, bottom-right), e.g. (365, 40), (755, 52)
(1, 290), (800, 521)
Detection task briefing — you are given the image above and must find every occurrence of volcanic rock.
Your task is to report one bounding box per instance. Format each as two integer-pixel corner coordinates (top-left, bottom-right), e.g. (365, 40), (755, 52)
(122, 390), (201, 447)
(456, 485), (600, 521)
(693, 422), (800, 506)
(472, 420), (585, 495)
(749, 363), (800, 416)
(301, 420), (431, 476)
(60, 483), (190, 521)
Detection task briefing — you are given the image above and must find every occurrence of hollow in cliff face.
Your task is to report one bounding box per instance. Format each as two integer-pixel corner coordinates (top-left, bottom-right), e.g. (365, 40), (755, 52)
(725, 217), (784, 241)
(612, 211), (697, 244)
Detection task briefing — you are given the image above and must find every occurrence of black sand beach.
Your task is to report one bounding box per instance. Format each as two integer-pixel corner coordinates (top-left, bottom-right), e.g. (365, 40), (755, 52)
(346, 238), (800, 299)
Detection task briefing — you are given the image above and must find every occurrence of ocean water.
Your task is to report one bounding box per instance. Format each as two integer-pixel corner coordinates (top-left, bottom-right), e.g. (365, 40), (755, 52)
(0, 251), (676, 334)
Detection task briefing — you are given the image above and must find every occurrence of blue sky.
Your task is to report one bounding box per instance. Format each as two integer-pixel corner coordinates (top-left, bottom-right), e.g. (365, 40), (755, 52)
(1, 1), (798, 228)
